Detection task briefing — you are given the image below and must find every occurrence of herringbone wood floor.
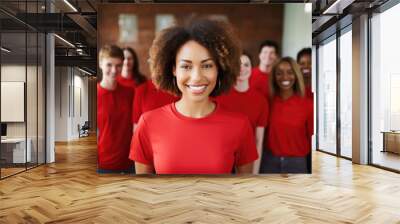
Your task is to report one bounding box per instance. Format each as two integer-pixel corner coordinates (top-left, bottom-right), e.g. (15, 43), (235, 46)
(1, 136), (400, 223)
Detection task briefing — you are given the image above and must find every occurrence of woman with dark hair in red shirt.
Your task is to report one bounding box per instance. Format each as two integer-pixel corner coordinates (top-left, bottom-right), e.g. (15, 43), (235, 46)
(129, 19), (258, 174)
(117, 47), (147, 89)
(216, 51), (269, 174)
(260, 57), (313, 173)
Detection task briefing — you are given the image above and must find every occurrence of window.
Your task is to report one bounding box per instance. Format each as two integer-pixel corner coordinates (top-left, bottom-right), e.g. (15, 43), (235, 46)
(317, 36), (337, 154)
(339, 28), (352, 158)
(370, 2), (400, 171)
(0, 1), (47, 179)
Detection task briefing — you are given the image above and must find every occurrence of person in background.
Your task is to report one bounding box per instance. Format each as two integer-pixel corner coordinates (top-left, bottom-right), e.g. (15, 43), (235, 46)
(97, 45), (134, 174)
(132, 80), (179, 131)
(216, 51), (269, 174)
(130, 19), (258, 174)
(261, 57), (313, 173)
(118, 47), (147, 89)
(297, 47), (313, 172)
(297, 47), (312, 99)
(250, 40), (280, 99)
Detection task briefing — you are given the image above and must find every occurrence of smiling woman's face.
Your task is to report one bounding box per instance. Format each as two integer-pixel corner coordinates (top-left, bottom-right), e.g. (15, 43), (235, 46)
(173, 40), (218, 103)
(238, 54), (252, 81)
(275, 61), (296, 92)
(298, 54), (311, 80)
(123, 49), (134, 71)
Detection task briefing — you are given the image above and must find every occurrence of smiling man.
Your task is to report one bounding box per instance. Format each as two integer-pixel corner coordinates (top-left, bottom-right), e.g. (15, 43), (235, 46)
(97, 45), (135, 174)
(250, 40), (280, 99)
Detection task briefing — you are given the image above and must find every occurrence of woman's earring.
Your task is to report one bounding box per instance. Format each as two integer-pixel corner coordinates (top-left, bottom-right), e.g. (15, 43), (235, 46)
(173, 76), (177, 88)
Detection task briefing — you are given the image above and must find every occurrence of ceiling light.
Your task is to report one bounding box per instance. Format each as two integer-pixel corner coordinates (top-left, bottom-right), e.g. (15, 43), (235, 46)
(322, 0), (354, 15)
(54, 34), (75, 48)
(78, 67), (93, 76)
(323, 0), (341, 14)
(1, 47), (11, 53)
(63, 0), (78, 12)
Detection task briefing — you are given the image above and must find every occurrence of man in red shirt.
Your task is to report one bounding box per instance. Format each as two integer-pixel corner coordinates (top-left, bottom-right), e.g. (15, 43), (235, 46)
(250, 40), (279, 99)
(97, 45), (134, 174)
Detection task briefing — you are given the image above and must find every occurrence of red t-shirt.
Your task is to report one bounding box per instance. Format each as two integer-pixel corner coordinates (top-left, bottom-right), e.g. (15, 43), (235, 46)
(116, 75), (140, 90)
(132, 80), (178, 123)
(216, 88), (269, 131)
(266, 94), (313, 157)
(305, 85), (313, 99)
(129, 103), (258, 174)
(250, 67), (269, 99)
(97, 83), (134, 170)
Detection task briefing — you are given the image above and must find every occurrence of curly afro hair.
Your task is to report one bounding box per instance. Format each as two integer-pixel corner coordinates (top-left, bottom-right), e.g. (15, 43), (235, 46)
(149, 18), (241, 97)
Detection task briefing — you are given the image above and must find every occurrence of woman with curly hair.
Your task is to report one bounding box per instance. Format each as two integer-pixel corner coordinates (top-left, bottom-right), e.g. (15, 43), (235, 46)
(129, 19), (258, 174)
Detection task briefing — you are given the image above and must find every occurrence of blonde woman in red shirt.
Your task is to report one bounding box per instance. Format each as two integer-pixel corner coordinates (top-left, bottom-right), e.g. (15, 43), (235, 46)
(129, 19), (258, 174)
(260, 57), (313, 173)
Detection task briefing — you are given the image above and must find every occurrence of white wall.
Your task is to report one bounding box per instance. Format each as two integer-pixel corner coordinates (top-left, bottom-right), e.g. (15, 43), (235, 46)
(55, 66), (69, 141)
(71, 72), (89, 139)
(281, 4), (312, 58)
(74, 73), (89, 122)
(54, 67), (89, 141)
(1, 65), (26, 81)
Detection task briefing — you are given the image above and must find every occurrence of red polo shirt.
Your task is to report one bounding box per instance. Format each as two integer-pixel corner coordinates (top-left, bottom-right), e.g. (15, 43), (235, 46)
(129, 103), (258, 174)
(132, 80), (179, 123)
(97, 83), (134, 170)
(266, 94), (313, 157)
(216, 88), (269, 131)
(250, 67), (269, 99)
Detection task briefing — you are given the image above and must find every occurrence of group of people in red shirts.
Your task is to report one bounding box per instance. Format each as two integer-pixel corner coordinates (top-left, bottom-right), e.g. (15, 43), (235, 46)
(97, 19), (313, 174)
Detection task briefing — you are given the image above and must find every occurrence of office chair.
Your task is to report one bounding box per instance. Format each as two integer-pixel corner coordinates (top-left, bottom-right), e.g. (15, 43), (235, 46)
(79, 121), (90, 138)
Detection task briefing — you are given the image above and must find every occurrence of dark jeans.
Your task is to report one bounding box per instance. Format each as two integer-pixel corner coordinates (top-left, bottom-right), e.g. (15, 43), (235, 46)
(260, 149), (309, 174)
(97, 166), (135, 174)
(306, 152), (312, 173)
